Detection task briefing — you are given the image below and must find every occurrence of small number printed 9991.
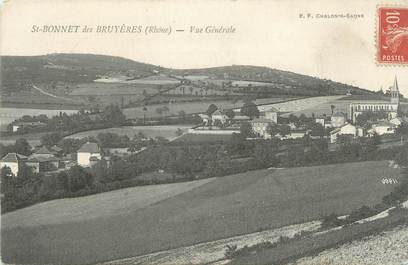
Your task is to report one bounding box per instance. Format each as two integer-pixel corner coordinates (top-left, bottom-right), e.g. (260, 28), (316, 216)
(381, 178), (399, 184)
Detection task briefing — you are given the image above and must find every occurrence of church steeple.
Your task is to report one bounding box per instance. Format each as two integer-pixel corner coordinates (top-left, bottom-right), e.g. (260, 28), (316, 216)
(390, 76), (400, 105)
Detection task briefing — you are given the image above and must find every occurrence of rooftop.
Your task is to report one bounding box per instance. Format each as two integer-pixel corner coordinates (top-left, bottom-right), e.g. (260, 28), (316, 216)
(0, 153), (27, 163)
(51, 145), (63, 152)
(35, 146), (53, 155)
(27, 156), (59, 163)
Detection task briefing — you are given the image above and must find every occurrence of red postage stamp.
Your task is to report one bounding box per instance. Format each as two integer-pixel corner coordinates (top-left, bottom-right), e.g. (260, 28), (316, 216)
(377, 6), (408, 64)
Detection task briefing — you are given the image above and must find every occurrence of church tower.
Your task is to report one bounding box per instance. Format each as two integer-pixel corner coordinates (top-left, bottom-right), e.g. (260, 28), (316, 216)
(390, 76), (400, 105)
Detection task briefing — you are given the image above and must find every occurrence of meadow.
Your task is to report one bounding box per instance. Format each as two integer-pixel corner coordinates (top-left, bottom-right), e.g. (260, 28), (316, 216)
(0, 107), (79, 126)
(66, 125), (193, 140)
(69, 83), (159, 96)
(1, 160), (400, 265)
(123, 97), (294, 119)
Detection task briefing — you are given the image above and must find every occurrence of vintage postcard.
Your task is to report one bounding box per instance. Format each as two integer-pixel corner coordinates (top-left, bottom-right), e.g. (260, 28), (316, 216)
(1, 0), (408, 264)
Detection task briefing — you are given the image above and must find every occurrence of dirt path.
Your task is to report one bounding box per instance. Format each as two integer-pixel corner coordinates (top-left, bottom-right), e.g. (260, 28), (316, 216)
(32, 85), (75, 101)
(292, 225), (408, 265)
(99, 221), (322, 265)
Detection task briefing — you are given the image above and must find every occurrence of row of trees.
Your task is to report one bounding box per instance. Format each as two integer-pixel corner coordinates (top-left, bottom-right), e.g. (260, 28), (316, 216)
(10, 104), (126, 134)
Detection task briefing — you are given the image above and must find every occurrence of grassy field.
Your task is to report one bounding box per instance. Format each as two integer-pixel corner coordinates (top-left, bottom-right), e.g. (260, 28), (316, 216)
(173, 133), (233, 143)
(70, 83), (159, 96)
(257, 95), (345, 114)
(1, 160), (401, 265)
(0, 107), (79, 126)
(281, 97), (404, 118)
(66, 125), (193, 140)
(123, 97), (294, 119)
(0, 131), (51, 146)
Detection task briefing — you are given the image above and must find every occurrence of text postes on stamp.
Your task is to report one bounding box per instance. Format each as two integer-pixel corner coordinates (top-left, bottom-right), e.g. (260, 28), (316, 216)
(378, 6), (408, 65)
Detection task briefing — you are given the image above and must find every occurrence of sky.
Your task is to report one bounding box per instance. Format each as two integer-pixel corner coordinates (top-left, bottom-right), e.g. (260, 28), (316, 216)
(1, 0), (408, 96)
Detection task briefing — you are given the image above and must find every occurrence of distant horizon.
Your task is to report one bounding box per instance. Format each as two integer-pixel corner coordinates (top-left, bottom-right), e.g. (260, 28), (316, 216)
(1, 0), (407, 96)
(2, 51), (404, 94)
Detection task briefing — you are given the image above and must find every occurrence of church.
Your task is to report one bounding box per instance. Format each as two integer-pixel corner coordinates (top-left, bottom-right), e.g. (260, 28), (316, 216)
(349, 77), (400, 123)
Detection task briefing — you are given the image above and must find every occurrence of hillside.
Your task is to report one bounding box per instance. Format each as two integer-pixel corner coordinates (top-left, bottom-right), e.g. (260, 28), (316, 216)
(0, 53), (374, 97)
(1, 161), (399, 265)
(0, 54), (163, 90)
(170, 65), (372, 96)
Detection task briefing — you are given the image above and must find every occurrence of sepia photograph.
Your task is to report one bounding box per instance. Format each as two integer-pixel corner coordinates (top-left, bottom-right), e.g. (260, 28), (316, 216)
(0, 0), (408, 264)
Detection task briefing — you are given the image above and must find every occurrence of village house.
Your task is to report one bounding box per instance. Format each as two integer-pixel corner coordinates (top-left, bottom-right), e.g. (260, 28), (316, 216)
(389, 117), (404, 127)
(50, 145), (64, 157)
(198, 114), (210, 125)
(369, 121), (396, 136)
(282, 129), (310, 140)
(264, 107), (279, 123)
(0, 153), (27, 176)
(315, 116), (332, 128)
(330, 123), (364, 143)
(26, 146), (60, 173)
(251, 118), (275, 139)
(77, 142), (102, 167)
(211, 110), (228, 124)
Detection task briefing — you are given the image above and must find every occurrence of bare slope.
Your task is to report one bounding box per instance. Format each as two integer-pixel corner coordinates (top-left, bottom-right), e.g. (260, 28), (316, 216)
(1, 161), (400, 265)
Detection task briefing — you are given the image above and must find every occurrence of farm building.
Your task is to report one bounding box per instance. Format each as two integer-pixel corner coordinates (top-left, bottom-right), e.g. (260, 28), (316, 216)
(0, 153), (27, 176)
(211, 110), (228, 124)
(251, 118), (275, 139)
(369, 121), (396, 136)
(26, 146), (60, 173)
(264, 107), (279, 123)
(77, 142), (102, 167)
(330, 123), (364, 143)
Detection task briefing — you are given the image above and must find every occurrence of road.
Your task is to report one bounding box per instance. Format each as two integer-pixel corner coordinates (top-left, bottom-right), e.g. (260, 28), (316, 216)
(32, 85), (75, 101)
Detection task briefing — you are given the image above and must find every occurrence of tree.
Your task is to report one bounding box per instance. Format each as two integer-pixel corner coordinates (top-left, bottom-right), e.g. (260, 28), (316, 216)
(278, 124), (291, 137)
(240, 122), (254, 138)
(267, 123), (279, 137)
(1, 166), (15, 196)
(14, 138), (32, 156)
(127, 141), (142, 153)
(240, 101), (259, 119)
(288, 114), (299, 126)
(178, 110), (186, 120)
(299, 114), (310, 125)
(102, 105), (126, 126)
(253, 142), (278, 167)
(310, 123), (325, 138)
(162, 106), (170, 115)
(175, 128), (184, 136)
(156, 107), (164, 116)
(17, 163), (34, 182)
(225, 109), (235, 120)
(206, 104), (218, 116)
(330, 105), (335, 115)
(134, 132), (147, 141)
(394, 146), (408, 167)
(64, 166), (94, 193)
(41, 132), (63, 147)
